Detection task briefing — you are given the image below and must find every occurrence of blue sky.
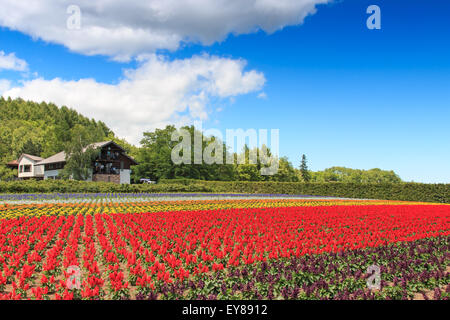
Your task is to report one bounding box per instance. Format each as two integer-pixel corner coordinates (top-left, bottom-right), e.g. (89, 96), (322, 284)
(0, 0), (449, 183)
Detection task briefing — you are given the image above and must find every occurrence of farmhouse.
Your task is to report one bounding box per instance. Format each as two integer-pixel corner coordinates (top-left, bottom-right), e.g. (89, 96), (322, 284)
(12, 141), (137, 184)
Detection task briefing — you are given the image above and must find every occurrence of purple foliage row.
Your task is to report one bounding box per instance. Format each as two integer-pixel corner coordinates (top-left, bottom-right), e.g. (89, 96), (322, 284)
(131, 236), (449, 300)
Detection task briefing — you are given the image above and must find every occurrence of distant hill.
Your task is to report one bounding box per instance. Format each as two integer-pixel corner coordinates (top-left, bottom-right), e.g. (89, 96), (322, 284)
(0, 97), (114, 163)
(0, 97), (142, 181)
(310, 166), (402, 183)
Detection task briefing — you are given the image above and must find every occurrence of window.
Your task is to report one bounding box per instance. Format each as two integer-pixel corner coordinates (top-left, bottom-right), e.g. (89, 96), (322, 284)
(24, 165), (31, 172)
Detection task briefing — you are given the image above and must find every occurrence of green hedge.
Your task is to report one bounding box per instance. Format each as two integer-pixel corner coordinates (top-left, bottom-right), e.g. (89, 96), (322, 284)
(0, 180), (211, 194)
(159, 179), (450, 203)
(0, 179), (449, 203)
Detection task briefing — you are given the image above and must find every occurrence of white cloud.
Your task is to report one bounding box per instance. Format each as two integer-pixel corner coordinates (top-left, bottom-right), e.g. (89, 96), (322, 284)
(0, 0), (329, 60)
(3, 54), (265, 144)
(0, 51), (28, 71)
(257, 92), (267, 99)
(0, 79), (11, 93)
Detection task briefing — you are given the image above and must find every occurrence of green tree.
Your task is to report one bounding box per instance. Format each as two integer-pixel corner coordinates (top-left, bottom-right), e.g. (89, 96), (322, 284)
(0, 97), (112, 162)
(0, 166), (16, 181)
(18, 137), (43, 157)
(60, 127), (100, 181)
(235, 164), (261, 181)
(271, 157), (299, 182)
(134, 125), (236, 182)
(300, 154), (311, 182)
(309, 166), (403, 183)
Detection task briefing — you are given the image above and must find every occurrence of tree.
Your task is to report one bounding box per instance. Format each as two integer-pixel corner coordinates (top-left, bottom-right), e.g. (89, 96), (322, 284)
(236, 164), (261, 181)
(300, 154), (311, 182)
(0, 166), (16, 181)
(309, 166), (403, 183)
(134, 126), (178, 181)
(0, 97), (112, 163)
(134, 125), (237, 182)
(18, 138), (43, 157)
(60, 126), (100, 181)
(275, 157), (299, 182)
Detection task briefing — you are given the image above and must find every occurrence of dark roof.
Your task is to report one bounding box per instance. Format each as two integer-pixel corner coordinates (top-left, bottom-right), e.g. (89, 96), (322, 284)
(6, 159), (19, 167)
(88, 140), (137, 165)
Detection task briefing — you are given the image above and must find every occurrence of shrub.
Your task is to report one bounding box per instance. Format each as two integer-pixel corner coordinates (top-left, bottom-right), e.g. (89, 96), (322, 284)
(158, 179), (450, 203)
(0, 179), (448, 203)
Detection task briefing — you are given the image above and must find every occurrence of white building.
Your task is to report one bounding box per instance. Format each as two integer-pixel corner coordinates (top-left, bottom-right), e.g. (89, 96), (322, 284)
(17, 154), (44, 180)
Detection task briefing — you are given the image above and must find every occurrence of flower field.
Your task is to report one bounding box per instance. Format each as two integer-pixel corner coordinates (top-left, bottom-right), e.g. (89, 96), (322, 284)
(0, 194), (448, 300)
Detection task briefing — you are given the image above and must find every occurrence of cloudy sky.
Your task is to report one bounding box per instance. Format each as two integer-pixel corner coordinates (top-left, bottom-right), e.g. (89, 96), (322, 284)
(1, 0), (449, 182)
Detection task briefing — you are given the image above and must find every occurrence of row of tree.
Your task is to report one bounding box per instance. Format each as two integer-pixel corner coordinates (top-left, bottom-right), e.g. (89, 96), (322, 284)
(131, 125), (402, 183)
(133, 125), (298, 182)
